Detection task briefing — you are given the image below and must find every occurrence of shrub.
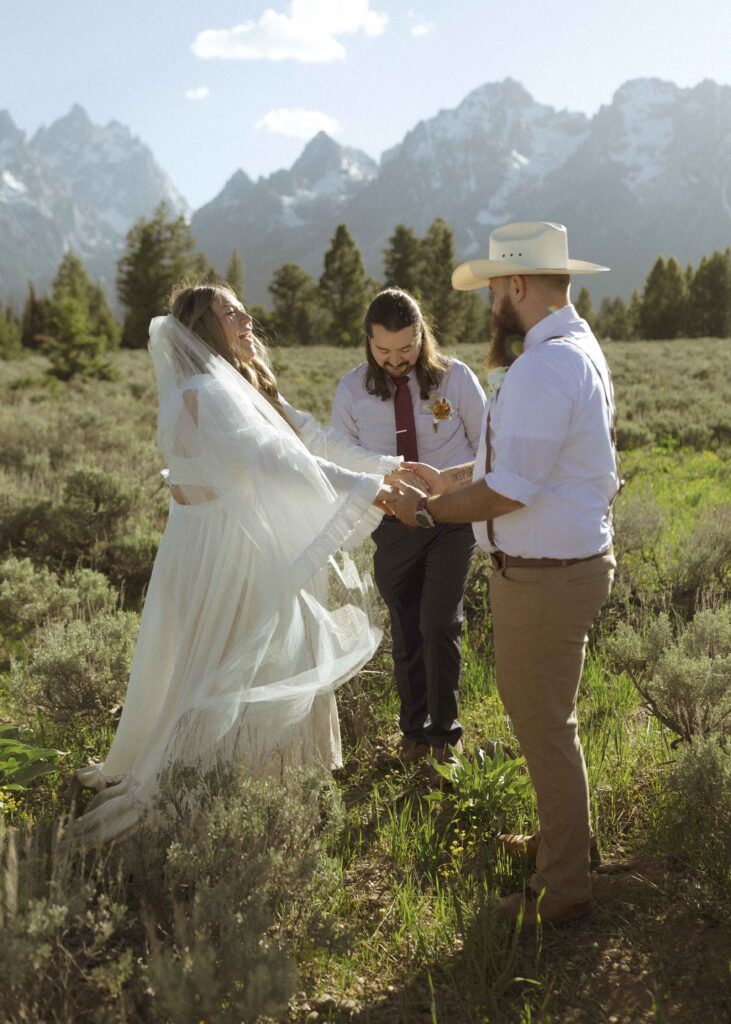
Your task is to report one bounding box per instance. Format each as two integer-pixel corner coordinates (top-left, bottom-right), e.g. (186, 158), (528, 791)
(15, 611), (139, 732)
(0, 469), (140, 571)
(617, 420), (654, 450)
(660, 736), (731, 903)
(0, 557), (116, 641)
(0, 765), (338, 1024)
(676, 505), (731, 609)
(606, 605), (731, 743)
(59, 468), (140, 550)
(0, 820), (139, 1023)
(131, 763), (338, 1024)
(0, 557), (71, 640)
(105, 522), (161, 601)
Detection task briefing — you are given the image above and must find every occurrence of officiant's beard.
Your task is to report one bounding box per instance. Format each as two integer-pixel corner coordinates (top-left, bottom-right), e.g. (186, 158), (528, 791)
(487, 295), (525, 370)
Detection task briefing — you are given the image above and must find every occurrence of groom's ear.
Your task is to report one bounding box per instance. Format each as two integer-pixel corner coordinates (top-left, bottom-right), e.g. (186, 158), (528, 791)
(511, 275), (528, 303)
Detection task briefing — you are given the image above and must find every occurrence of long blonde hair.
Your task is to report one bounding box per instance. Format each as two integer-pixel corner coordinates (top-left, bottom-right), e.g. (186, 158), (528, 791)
(169, 282), (298, 432)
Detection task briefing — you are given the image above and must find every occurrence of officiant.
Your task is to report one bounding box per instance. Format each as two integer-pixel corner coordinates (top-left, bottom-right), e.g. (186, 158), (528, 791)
(331, 288), (486, 770)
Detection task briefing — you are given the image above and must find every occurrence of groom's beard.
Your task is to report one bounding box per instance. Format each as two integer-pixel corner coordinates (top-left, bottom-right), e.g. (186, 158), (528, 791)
(487, 296), (525, 369)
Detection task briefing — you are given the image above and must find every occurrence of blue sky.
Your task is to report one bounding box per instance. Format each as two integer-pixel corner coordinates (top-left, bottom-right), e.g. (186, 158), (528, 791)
(2, 0), (730, 209)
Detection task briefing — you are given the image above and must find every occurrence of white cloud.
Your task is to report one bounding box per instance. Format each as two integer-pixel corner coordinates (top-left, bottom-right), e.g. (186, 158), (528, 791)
(185, 86), (210, 100)
(410, 22), (434, 38)
(192, 0), (387, 63)
(256, 107), (339, 139)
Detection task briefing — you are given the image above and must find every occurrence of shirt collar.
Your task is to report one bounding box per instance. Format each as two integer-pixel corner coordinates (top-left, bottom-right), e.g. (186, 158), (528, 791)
(524, 303), (586, 351)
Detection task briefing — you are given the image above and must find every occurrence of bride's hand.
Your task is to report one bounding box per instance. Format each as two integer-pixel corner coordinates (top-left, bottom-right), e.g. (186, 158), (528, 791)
(374, 483), (400, 514)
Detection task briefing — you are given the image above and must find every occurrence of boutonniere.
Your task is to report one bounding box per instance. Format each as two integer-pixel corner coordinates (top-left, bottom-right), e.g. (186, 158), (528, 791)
(427, 395), (453, 433)
(486, 366), (509, 396)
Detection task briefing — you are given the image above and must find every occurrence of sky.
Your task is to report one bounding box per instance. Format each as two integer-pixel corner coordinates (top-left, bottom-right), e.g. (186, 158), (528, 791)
(2, 0), (731, 210)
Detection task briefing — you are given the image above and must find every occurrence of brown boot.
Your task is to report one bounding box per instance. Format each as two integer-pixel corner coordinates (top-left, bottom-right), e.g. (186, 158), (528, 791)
(398, 736), (431, 765)
(497, 831), (601, 871)
(498, 887), (591, 928)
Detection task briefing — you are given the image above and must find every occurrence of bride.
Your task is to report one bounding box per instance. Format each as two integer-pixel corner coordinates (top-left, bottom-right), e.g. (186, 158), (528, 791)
(74, 282), (417, 843)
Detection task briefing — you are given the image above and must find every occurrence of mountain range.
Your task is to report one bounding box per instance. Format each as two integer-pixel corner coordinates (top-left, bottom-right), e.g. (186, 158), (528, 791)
(2, 78), (731, 310)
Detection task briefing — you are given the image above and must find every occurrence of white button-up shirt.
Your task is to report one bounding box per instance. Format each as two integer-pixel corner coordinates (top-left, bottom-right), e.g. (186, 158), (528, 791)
(472, 304), (619, 558)
(332, 359), (486, 470)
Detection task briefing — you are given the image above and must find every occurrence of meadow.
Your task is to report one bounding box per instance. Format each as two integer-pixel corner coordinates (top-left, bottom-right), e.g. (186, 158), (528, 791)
(0, 337), (729, 1024)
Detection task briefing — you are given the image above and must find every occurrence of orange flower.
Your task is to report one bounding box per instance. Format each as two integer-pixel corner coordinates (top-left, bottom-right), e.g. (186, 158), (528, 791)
(427, 396), (453, 432)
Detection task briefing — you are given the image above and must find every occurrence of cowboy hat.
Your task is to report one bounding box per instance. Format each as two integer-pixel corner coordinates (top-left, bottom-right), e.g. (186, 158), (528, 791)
(452, 222), (609, 290)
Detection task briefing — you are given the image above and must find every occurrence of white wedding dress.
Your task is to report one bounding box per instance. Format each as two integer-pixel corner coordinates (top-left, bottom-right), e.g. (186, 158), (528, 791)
(74, 316), (400, 843)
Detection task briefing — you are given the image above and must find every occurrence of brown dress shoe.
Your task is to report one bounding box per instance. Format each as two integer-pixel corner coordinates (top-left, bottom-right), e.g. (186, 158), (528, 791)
(498, 888), (591, 928)
(497, 832), (601, 871)
(398, 737), (431, 764)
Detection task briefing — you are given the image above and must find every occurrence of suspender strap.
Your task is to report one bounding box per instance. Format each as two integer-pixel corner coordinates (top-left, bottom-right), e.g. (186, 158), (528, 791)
(484, 406), (496, 548)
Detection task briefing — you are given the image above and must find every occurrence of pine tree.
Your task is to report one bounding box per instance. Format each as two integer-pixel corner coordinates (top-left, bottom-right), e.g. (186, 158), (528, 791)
(21, 282), (52, 349)
(627, 289), (642, 340)
(383, 224), (423, 296)
(0, 306), (22, 359)
(458, 290), (488, 346)
(51, 252), (120, 349)
(595, 296), (630, 340)
(319, 225), (369, 346)
(420, 217), (481, 347)
(687, 250), (731, 337)
(574, 286), (596, 327)
(269, 263), (321, 345)
(117, 202), (211, 347)
(45, 295), (114, 380)
(87, 283), (121, 349)
(225, 250), (245, 301)
(639, 256), (688, 339)
(420, 219), (456, 342)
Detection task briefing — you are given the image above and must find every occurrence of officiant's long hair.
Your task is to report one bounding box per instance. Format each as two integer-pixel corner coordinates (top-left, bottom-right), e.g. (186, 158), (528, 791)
(169, 282), (298, 432)
(363, 288), (450, 401)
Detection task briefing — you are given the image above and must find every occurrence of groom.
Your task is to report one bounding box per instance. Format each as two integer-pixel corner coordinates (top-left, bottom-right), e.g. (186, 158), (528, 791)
(389, 222), (620, 926)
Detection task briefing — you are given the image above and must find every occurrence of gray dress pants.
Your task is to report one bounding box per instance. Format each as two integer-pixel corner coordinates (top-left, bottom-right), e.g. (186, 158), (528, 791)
(372, 518), (475, 747)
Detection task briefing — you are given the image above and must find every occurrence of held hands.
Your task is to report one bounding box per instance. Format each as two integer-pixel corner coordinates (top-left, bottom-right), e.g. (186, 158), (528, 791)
(398, 461), (444, 495)
(377, 462), (442, 521)
(373, 483), (399, 515)
(385, 482), (427, 526)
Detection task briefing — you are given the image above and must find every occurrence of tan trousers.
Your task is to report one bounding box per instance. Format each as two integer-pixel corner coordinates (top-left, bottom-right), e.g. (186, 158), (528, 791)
(489, 554), (615, 903)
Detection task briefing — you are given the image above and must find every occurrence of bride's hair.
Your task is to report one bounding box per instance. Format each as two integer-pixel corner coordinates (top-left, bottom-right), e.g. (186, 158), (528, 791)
(169, 282), (298, 432)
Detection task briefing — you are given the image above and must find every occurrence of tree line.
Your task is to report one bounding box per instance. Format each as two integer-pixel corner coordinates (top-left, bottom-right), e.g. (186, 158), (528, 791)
(574, 250), (731, 341)
(1, 203), (730, 378)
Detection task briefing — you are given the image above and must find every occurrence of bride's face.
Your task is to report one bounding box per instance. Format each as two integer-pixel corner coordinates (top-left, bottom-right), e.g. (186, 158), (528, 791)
(212, 290), (256, 362)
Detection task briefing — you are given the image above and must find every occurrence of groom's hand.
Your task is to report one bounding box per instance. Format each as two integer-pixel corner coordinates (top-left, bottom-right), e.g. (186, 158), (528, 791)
(400, 461), (442, 494)
(385, 466), (431, 493)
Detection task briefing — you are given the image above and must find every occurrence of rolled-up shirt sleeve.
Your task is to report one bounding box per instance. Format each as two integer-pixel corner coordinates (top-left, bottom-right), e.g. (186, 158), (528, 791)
(485, 351), (574, 507)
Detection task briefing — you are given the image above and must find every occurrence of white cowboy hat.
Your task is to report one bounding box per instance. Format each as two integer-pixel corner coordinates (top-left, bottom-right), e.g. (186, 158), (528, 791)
(452, 221), (609, 290)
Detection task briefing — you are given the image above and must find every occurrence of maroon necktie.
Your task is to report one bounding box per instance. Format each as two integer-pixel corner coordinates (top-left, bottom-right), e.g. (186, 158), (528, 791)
(393, 375), (419, 462)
